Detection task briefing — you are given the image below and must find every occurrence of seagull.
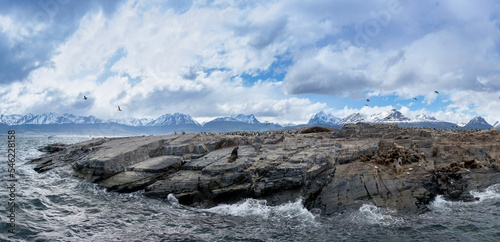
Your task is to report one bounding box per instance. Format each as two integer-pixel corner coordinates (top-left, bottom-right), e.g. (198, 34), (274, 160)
(118, 106), (122, 111)
(435, 91), (439, 94)
(84, 95), (88, 100)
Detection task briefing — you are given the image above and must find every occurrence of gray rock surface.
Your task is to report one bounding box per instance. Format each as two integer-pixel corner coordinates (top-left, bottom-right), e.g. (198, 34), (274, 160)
(31, 124), (500, 215)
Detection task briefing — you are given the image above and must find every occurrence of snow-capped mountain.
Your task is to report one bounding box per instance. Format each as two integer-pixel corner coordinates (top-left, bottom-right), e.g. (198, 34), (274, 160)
(19, 112), (74, 125)
(337, 110), (412, 125)
(16, 113), (37, 124)
(320, 110), (455, 129)
(0, 113), (108, 125)
(0, 112), (198, 127)
(372, 110), (411, 123)
(207, 114), (261, 124)
(203, 114), (281, 131)
(337, 113), (368, 125)
(464, 116), (493, 130)
(232, 114), (260, 124)
(62, 113), (107, 124)
(307, 111), (341, 127)
(2, 111), (496, 135)
(0, 112), (280, 134)
(0, 114), (23, 125)
(414, 114), (438, 122)
(108, 118), (153, 127)
(147, 113), (200, 126)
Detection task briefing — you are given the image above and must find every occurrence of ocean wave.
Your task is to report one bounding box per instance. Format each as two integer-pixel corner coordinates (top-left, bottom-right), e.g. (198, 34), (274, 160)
(470, 184), (500, 201)
(351, 204), (404, 227)
(429, 184), (500, 212)
(200, 197), (317, 226)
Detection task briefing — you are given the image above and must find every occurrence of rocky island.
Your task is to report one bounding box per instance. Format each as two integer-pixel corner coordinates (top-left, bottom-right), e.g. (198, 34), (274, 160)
(31, 123), (500, 215)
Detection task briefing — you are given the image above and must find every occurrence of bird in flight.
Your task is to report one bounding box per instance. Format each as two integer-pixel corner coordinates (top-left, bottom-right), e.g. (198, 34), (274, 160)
(118, 106), (122, 111)
(365, 104), (369, 107)
(434, 91), (439, 94)
(413, 97), (418, 100)
(84, 95), (88, 100)
(366, 99), (370, 102)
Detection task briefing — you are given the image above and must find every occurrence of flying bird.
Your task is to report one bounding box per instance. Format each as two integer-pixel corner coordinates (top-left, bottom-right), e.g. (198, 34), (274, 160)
(413, 97), (418, 100)
(118, 106), (122, 111)
(434, 91), (439, 94)
(365, 104), (369, 107)
(84, 95), (88, 100)
(367, 99), (370, 102)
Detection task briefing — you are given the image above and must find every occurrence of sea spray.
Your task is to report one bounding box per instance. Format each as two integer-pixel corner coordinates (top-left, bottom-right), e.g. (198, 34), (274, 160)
(202, 198), (317, 227)
(166, 193), (182, 208)
(470, 184), (500, 201)
(428, 195), (453, 212)
(351, 204), (403, 227)
(429, 184), (500, 213)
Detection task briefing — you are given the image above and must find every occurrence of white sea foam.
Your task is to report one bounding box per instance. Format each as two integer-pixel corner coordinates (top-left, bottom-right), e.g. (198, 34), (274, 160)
(167, 193), (181, 207)
(428, 195), (453, 212)
(352, 204), (403, 226)
(429, 184), (500, 212)
(470, 184), (500, 201)
(202, 198), (316, 224)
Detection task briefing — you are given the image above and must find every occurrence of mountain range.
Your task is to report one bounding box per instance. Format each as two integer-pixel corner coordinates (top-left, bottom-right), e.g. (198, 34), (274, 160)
(0, 111), (498, 135)
(306, 110), (497, 130)
(0, 113), (281, 135)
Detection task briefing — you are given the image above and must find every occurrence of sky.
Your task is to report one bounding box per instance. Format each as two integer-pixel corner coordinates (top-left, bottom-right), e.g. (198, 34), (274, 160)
(1, 0), (500, 125)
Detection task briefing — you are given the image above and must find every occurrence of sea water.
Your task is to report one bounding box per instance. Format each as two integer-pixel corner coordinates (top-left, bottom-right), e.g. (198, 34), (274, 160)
(1, 136), (499, 241)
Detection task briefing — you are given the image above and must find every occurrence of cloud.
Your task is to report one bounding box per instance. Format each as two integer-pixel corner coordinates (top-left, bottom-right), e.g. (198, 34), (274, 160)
(0, 0), (124, 84)
(283, 6), (500, 104)
(1, 0), (500, 125)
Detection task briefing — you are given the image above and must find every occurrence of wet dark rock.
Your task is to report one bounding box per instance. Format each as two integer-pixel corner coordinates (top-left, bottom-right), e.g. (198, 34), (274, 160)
(31, 123), (500, 215)
(37, 143), (67, 153)
(302, 126), (332, 134)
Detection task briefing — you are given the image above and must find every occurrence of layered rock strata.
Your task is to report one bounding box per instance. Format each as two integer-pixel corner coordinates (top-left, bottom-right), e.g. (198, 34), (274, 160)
(31, 124), (500, 215)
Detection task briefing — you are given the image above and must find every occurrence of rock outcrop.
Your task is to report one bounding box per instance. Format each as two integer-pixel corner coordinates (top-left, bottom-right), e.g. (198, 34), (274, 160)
(31, 124), (500, 215)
